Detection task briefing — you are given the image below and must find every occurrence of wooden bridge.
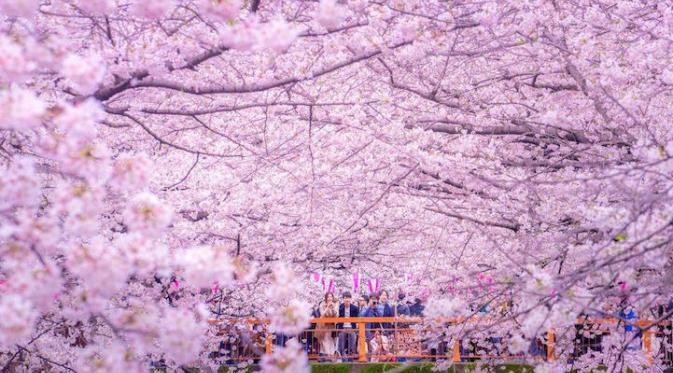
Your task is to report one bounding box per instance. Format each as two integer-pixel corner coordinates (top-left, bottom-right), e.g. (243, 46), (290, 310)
(207, 317), (673, 365)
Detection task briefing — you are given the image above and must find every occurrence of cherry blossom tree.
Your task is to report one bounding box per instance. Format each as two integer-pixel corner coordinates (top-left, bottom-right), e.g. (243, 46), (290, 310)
(1, 0), (672, 372)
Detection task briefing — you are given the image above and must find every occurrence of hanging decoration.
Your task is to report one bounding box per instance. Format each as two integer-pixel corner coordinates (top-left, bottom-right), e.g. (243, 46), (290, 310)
(352, 271), (360, 293)
(311, 271), (335, 294)
(367, 278), (381, 294)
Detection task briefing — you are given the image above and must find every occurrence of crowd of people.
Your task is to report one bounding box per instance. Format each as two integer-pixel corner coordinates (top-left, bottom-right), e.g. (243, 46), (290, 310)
(308, 289), (425, 362)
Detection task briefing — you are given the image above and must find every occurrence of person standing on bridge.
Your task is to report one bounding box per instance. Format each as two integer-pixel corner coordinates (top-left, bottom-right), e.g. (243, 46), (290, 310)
(394, 292), (412, 362)
(358, 294), (370, 316)
(395, 292), (411, 317)
(316, 292), (338, 361)
(337, 291), (359, 361)
(378, 290), (395, 333)
(409, 297), (425, 317)
(357, 294), (371, 356)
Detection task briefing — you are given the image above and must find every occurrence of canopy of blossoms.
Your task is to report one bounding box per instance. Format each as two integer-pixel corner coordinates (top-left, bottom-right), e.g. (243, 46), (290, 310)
(1, 0), (672, 372)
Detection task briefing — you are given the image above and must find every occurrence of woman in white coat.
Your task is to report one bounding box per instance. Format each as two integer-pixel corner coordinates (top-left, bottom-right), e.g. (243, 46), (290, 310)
(315, 292), (338, 360)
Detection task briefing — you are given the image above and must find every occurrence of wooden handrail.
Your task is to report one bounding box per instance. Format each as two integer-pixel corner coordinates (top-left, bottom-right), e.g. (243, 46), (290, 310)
(208, 317), (423, 325)
(208, 316), (672, 326)
(206, 316), (672, 365)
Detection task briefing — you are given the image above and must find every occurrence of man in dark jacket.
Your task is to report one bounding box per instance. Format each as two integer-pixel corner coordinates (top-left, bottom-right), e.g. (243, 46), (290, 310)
(376, 290), (395, 336)
(337, 291), (359, 361)
(409, 298), (424, 317)
(395, 293), (411, 317)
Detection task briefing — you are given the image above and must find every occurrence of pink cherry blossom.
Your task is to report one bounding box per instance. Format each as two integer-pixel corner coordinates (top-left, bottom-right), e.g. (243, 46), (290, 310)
(0, 294), (38, 348)
(0, 0), (39, 18)
(0, 36), (36, 82)
(260, 339), (309, 373)
(129, 0), (175, 19)
(175, 245), (234, 289)
(269, 299), (311, 336)
(75, 343), (145, 373)
(67, 237), (130, 302)
(3, 258), (62, 312)
(198, 0), (241, 22)
(53, 99), (104, 140)
(110, 152), (153, 193)
(75, 0), (116, 15)
(520, 309), (550, 338)
(0, 0), (672, 370)
(122, 192), (173, 235)
(60, 52), (107, 95)
(424, 297), (466, 319)
(661, 68), (673, 85)
(0, 86), (46, 130)
(267, 262), (302, 300)
(0, 158), (41, 210)
(508, 334), (529, 355)
(255, 18), (301, 53)
(315, 0), (348, 30)
(157, 307), (208, 366)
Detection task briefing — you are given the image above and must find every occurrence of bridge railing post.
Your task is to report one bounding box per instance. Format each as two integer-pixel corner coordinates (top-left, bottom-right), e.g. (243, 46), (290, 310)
(358, 319), (367, 362)
(452, 339), (461, 362)
(547, 329), (555, 361)
(643, 329), (653, 365)
(265, 325), (272, 354)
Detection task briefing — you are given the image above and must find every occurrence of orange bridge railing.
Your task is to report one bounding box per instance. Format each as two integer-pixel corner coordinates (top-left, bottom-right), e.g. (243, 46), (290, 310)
(207, 317), (673, 365)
